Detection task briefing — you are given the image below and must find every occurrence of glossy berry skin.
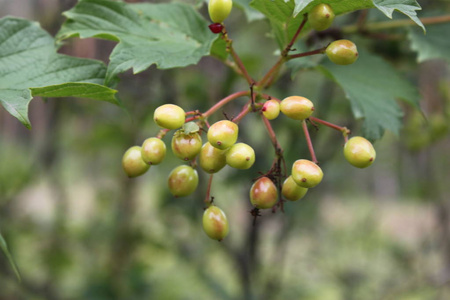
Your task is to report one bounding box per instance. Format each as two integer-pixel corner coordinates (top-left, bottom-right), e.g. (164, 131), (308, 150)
(153, 104), (185, 130)
(262, 100), (280, 120)
(326, 40), (358, 65)
(141, 137), (166, 165)
(208, 0), (232, 23)
(282, 176), (308, 201)
(171, 131), (202, 161)
(167, 165), (198, 197)
(208, 23), (224, 34)
(199, 142), (227, 173)
(344, 136), (376, 168)
(207, 120), (239, 150)
(280, 96), (314, 120)
(226, 143), (255, 170)
(291, 159), (323, 188)
(203, 205), (229, 241)
(309, 4), (335, 31)
(122, 146), (150, 178)
(250, 177), (278, 209)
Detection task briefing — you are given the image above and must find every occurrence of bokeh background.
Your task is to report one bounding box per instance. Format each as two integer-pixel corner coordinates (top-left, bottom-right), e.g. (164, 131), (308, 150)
(1, 0), (450, 299)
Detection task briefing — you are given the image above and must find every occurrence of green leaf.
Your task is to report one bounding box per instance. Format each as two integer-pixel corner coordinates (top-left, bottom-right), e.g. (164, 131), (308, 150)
(182, 122), (200, 134)
(233, 0), (265, 21)
(318, 49), (420, 140)
(0, 231), (21, 281)
(57, 0), (216, 85)
(0, 17), (119, 128)
(373, 0), (425, 32)
(408, 21), (450, 63)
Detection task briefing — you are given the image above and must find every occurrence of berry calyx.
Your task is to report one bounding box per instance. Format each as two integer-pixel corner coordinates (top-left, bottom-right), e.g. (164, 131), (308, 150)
(226, 143), (255, 170)
(291, 159), (323, 188)
(282, 176), (308, 201)
(171, 130), (202, 161)
(262, 100), (280, 120)
(199, 142), (227, 173)
(153, 104), (185, 130)
(343, 136), (376, 168)
(208, 23), (224, 34)
(141, 137), (166, 165)
(208, 0), (233, 24)
(122, 146), (150, 178)
(280, 96), (315, 120)
(250, 177), (278, 209)
(167, 165), (199, 197)
(326, 39), (359, 65)
(309, 3), (335, 31)
(202, 205), (229, 241)
(207, 120), (239, 150)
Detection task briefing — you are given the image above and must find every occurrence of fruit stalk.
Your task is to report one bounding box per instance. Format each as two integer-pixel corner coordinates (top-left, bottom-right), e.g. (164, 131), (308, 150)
(281, 14), (308, 57)
(288, 47), (327, 60)
(261, 115), (283, 156)
(309, 116), (350, 139)
(302, 120), (318, 164)
(204, 174), (214, 206)
(203, 90), (250, 118)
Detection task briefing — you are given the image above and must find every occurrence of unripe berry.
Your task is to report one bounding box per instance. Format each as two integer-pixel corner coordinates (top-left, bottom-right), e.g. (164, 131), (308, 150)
(280, 96), (314, 120)
(171, 130), (202, 161)
(343, 136), (376, 168)
(326, 40), (358, 65)
(291, 159), (323, 188)
(199, 142), (227, 173)
(309, 3), (335, 31)
(141, 137), (166, 165)
(226, 143), (255, 170)
(282, 176), (308, 201)
(208, 0), (232, 24)
(250, 177), (278, 209)
(153, 104), (185, 130)
(202, 205), (229, 241)
(122, 146), (150, 178)
(207, 120), (239, 150)
(167, 165), (199, 197)
(262, 100), (281, 120)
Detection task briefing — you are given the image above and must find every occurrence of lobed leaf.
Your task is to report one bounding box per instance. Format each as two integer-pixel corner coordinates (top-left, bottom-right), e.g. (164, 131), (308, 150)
(408, 21), (450, 63)
(373, 0), (425, 32)
(318, 49), (420, 140)
(0, 17), (119, 128)
(57, 0), (217, 85)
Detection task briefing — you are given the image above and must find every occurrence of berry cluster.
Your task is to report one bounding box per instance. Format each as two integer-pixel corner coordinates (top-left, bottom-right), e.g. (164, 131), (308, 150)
(122, 1), (376, 242)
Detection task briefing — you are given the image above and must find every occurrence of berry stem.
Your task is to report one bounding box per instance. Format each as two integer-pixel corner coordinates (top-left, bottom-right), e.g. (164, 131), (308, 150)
(203, 90), (250, 118)
(287, 47), (327, 60)
(260, 93), (281, 103)
(302, 120), (318, 164)
(261, 115), (283, 157)
(282, 14), (308, 57)
(233, 100), (253, 124)
(309, 116), (351, 136)
(204, 174), (214, 206)
(156, 128), (170, 139)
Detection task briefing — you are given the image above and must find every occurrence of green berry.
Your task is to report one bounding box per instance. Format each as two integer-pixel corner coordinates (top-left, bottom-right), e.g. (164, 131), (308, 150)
(326, 39), (358, 65)
(199, 142), (227, 173)
(250, 177), (278, 209)
(282, 176), (308, 201)
(226, 143), (255, 170)
(208, 0), (232, 23)
(171, 130), (202, 161)
(291, 159), (323, 188)
(207, 120), (239, 150)
(309, 3), (335, 31)
(141, 137), (166, 165)
(203, 205), (229, 241)
(154, 104), (185, 130)
(343, 136), (376, 168)
(167, 165), (199, 197)
(280, 96), (314, 120)
(262, 100), (280, 120)
(122, 146), (150, 178)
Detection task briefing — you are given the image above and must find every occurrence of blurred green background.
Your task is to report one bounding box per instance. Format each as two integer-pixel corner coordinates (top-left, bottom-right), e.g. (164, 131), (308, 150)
(1, 0), (450, 299)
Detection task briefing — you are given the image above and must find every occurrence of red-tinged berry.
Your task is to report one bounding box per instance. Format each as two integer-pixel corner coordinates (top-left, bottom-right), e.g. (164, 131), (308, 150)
(203, 205), (229, 241)
(280, 96), (315, 120)
(209, 23), (224, 34)
(250, 177), (278, 209)
(344, 136), (376, 168)
(199, 142), (227, 173)
(291, 159), (323, 188)
(141, 137), (166, 165)
(262, 100), (280, 120)
(171, 130), (202, 161)
(168, 165), (199, 197)
(122, 146), (150, 178)
(326, 40), (359, 65)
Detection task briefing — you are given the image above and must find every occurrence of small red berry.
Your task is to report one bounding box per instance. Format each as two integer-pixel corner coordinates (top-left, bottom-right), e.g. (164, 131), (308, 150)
(208, 23), (223, 34)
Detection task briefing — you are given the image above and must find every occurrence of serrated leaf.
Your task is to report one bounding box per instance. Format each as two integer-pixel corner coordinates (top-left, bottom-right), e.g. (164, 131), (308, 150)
(57, 0), (216, 85)
(0, 17), (119, 128)
(0, 231), (21, 281)
(408, 21), (450, 63)
(319, 49), (420, 140)
(182, 122), (200, 134)
(373, 0), (425, 32)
